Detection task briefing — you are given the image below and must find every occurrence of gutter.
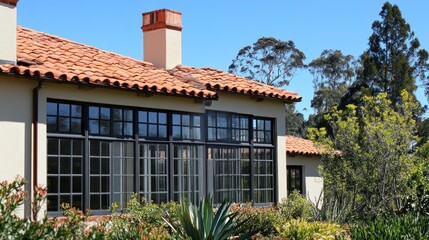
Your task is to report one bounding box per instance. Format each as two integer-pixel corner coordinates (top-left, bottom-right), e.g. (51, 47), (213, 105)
(32, 80), (44, 221)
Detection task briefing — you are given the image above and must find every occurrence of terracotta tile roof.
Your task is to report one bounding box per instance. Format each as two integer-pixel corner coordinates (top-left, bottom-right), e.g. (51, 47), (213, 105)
(169, 66), (302, 102)
(0, 26), (216, 99)
(0, 26), (301, 102)
(286, 135), (324, 156)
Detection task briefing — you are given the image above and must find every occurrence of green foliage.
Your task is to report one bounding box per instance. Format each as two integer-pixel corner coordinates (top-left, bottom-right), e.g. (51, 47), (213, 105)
(285, 103), (307, 137)
(276, 218), (347, 240)
(310, 91), (420, 221)
(278, 191), (314, 221)
(237, 204), (280, 236)
(350, 214), (429, 239)
(356, 2), (429, 105)
(165, 196), (256, 240)
(228, 37), (306, 87)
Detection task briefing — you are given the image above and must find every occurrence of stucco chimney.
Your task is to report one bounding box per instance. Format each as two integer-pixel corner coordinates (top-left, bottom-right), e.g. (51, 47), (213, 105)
(142, 9), (182, 69)
(0, 0), (18, 65)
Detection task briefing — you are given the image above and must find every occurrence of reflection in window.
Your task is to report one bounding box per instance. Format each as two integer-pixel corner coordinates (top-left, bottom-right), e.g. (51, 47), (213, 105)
(138, 111), (167, 139)
(89, 140), (111, 210)
(172, 113), (202, 140)
(209, 147), (250, 203)
(287, 166), (302, 195)
(139, 144), (168, 203)
(47, 102), (82, 133)
(112, 142), (134, 207)
(173, 145), (202, 203)
(253, 148), (274, 203)
(207, 112), (249, 143)
(47, 138), (83, 212)
(253, 118), (272, 144)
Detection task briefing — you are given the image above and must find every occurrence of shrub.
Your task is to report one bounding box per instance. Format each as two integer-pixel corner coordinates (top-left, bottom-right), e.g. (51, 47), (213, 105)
(276, 218), (348, 240)
(350, 214), (429, 239)
(164, 196), (256, 240)
(277, 190), (314, 221)
(237, 204), (280, 236)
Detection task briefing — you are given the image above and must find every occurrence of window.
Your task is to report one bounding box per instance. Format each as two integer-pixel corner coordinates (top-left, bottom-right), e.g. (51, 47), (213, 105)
(207, 112), (249, 143)
(172, 113), (202, 140)
(89, 106), (133, 136)
(46, 100), (278, 215)
(253, 118), (272, 144)
(210, 146), (250, 203)
(138, 110), (167, 139)
(47, 102), (82, 133)
(47, 138), (83, 212)
(287, 166), (303, 194)
(139, 144), (168, 203)
(173, 145), (203, 203)
(253, 148), (274, 203)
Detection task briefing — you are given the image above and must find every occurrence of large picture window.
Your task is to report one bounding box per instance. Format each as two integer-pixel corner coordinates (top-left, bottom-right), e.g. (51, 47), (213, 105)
(46, 100), (277, 215)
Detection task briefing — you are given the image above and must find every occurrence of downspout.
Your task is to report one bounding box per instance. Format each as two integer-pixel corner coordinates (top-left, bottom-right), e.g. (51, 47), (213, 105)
(32, 80), (44, 221)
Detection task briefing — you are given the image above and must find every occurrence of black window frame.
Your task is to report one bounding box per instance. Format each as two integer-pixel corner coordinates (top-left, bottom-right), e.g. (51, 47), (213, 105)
(287, 165), (303, 195)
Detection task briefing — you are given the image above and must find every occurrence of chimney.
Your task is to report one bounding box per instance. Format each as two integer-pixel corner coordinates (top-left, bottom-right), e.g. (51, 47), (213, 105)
(0, 0), (18, 65)
(142, 9), (182, 69)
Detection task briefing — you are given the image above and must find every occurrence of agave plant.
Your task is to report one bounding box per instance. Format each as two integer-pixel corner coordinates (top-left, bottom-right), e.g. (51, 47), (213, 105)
(164, 196), (256, 240)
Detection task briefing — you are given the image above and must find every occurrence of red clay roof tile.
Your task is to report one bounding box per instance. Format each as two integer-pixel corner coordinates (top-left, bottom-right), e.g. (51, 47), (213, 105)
(0, 26), (301, 102)
(286, 135), (324, 156)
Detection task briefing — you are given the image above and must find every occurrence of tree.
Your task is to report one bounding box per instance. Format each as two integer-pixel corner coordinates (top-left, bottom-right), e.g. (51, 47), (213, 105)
(228, 37), (306, 87)
(307, 50), (356, 132)
(309, 91), (421, 221)
(285, 103), (306, 137)
(356, 2), (429, 104)
(309, 50), (355, 114)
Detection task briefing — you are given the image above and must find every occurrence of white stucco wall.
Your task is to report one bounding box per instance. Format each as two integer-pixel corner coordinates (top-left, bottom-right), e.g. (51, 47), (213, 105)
(287, 154), (323, 205)
(207, 92), (287, 202)
(0, 75), (34, 217)
(0, 3), (17, 64)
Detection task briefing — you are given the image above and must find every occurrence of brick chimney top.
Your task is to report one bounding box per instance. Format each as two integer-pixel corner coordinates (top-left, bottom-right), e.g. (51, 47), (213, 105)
(0, 0), (19, 7)
(142, 9), (182, 32)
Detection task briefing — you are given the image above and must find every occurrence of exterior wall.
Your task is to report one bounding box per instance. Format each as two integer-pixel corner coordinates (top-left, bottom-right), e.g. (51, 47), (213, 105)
(143, 28), (182, 69)
(0, 75), (34, 217)
(207, 92), (287, 202)
(0, 3), (17, 64)
(287, 154), (323, 205)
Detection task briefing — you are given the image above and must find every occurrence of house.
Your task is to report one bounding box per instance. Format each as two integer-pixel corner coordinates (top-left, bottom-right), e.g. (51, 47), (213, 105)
(286, 135), (324, 205)
(0, 2), (302, 218)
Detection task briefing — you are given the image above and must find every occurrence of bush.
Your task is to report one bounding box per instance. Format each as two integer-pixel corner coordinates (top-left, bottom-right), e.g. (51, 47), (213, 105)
(350, 214), (429, 239)
(277, 218), (348, 240)
(277, 190), (315, 221)
(236, 204), (280, 236)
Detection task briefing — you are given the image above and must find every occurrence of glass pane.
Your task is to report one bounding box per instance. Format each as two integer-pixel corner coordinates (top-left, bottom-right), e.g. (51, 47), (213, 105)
(89, 106), (99, 119)
(47, 157), (58, 174)
(90, 195), (100, 209)
(182, 127), (190, 139)
(70, 118), (81, 133)
(207, 113), (216, 127)
(58, 103), (70, 116)
(101, 159), (110, 174)
(47, 176), (58, 193)
(217, 129), (227, 140)
(58, 117), (70, 132)
(89, 120), (99, 134)
(60, 139), (71, 155)
(60, 157), (71, 174)
(173, 126), (181, 139)
(73, 157), (82, 174)
(173, 114), (181, 125)
(73, 177), (82, 192)
(47, 116), (57, 132)
(159, 112), (167, 124)
(193, 116), (201, 127)
(217, 113), (227, 127)
(208, 128), (215, 140)
(123, 109), (133, 121)
(182, 115), (190, 126)
(139, 123), (148, 137)
(265, 120), (271, 131)
(148, 124), (157, 137)
(124, 122), (133, 136)
(258, 119), (265, 130)
(47, 102), (57, 115)
(101, 177), (110, 192)
(241, 117), (248, 128)
(60, 176), (71, 193)
(100, 120), (110, 135)
(90, 158), (100, 174)
(192, 128), (201, 140)
(112, 109), (122, 121)
(138, 111), (147, 123)
(113, 122), (123, 135)
(159, 125), (167, 138)
(71, 105), (82, 117)
(47, 139), (58, 155)
(100, 107), (110, 120)
(148, 112), (157, 123)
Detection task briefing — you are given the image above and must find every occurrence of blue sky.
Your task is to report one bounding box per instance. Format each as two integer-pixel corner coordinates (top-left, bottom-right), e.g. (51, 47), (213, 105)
(17, 1), (429, 118)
